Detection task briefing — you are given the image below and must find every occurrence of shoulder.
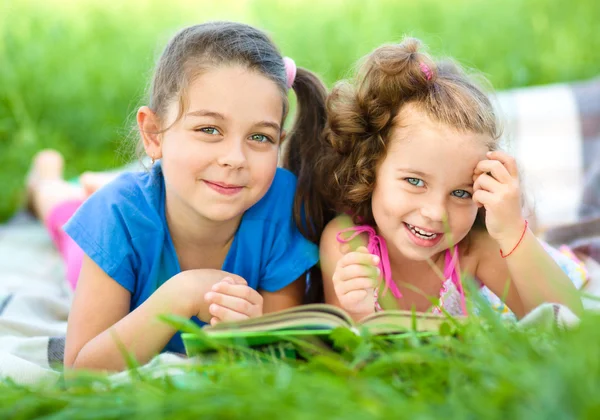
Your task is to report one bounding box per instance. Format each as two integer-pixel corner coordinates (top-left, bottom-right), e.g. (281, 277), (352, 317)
(321, 214), (353, 243)
(98, 166), (161, 208)
(67, 166), (164, 238)
(320, 214), (363, 266)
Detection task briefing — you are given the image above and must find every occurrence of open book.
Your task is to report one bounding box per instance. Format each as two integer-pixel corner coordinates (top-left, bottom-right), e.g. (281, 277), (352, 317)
(182, 304), (460, 356)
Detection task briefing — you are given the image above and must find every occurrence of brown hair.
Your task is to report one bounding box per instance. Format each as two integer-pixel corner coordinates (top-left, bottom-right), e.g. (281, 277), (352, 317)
(288, 38), (501, 302)
(132, 21), (327, 165)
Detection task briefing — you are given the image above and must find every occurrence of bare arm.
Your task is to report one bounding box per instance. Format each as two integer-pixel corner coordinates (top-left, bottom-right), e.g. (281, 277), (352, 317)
(64, 255), (227, 372)
(475, 230), (583, 318)
(320, 216), (376, 322)
(261, 275), (306, 313)
(472, 151), (583, 318)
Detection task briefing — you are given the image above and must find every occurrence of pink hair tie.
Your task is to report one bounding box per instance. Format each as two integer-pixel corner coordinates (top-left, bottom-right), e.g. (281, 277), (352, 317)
(283, 57), (297, 89)
(419, 62), (432, 81)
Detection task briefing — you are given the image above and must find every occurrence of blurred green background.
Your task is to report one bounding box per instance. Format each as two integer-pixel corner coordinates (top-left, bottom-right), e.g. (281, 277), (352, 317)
(1, 0), (598, 222)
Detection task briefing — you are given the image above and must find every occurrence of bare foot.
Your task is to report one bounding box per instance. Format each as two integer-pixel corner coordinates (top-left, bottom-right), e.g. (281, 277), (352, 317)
(79, 171), (120, 196)
(26, 150), (86, 221)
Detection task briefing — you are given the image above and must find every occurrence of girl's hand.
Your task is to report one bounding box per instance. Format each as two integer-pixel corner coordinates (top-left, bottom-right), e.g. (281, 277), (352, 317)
(204, 277), (263, 326)
(331, 246), (379, 319)
(473, 151), (527, 250)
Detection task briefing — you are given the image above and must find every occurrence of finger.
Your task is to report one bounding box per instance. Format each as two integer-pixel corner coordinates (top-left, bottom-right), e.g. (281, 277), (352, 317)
(207, 292), (258, 316)
(336, 277), (376, 295)
(211, 283), (262, 305)
(210, 316), (220, 326)
(475, 159), (512, 184)
(338, 250), (380, 269)
(220, 277), (235, 285)
(337, 264), (380, 283)
(473, 173), (502, 193)
(209, 303), (251, 322)
(223, 275), (247, 286)
(343, 289), (370, 305)
(472, 189), (495, 208)
(207, 285), (262, 307)
(487, 151), (518, 178)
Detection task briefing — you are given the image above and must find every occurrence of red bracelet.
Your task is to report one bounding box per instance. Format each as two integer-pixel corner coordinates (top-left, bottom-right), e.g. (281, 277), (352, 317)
(499, 220), (529, 258)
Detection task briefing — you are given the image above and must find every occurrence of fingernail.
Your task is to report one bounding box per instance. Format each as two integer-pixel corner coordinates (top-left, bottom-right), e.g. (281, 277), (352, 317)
(222, 277), (234, 284)
(205, 292), (214, 300)
(372, 255), (380, 264)
(486, 151), (492, 156)
(376, 267), (381, 276)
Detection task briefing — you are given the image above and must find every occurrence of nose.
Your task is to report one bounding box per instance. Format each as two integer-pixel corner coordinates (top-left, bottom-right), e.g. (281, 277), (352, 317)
(217, 138), (247, 169)
(419, 193), (447, 223)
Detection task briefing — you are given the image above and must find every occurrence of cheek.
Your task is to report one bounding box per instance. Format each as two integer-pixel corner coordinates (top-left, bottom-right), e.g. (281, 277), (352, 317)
(450, 204), (479, 233)
(251, 151), (278, 185)
(371, 183), (402, 227)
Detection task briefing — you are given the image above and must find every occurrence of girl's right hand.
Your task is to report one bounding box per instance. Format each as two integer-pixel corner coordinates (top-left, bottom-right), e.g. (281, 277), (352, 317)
(332, 246), (380, 319)
(172, 269), (247, 323)
(204, 277), (264, 326)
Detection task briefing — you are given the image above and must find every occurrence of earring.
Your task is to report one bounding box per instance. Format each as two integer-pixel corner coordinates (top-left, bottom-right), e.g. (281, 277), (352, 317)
(151, 154), (156, 165)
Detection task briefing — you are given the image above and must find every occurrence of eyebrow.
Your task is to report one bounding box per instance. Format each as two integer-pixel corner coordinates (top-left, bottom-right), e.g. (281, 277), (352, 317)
(186, 110), (280, 131)
(396, 168), (429, 178)
(186, 110), (226, 119)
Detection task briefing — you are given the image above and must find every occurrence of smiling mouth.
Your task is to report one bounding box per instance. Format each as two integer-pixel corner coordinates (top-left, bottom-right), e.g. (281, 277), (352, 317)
(404, 223), (440, 240)
(203, 180), (245, 196)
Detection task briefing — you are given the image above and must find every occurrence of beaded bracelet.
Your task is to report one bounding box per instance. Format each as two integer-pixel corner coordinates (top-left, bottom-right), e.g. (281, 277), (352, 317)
(500, 220), (529, 258)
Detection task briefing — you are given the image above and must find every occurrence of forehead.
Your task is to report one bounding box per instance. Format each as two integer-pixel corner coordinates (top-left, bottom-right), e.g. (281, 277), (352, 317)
(385, 107), (490, 181)
(178, 65), (284, 123)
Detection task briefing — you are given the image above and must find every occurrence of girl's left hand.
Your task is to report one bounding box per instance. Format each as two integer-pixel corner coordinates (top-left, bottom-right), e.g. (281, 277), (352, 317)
(472, 151), (526, 248)
(204, 277), (264, 326)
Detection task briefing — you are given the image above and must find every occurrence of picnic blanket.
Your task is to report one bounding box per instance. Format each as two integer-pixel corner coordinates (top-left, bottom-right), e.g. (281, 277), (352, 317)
(1, 77), (599, 386)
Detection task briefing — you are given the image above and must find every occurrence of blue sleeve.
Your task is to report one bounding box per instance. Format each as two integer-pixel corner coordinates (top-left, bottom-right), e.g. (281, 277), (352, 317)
(257, 169), (319, 292)
(63, 174), (148, 293)
(259, 220), (319, 292)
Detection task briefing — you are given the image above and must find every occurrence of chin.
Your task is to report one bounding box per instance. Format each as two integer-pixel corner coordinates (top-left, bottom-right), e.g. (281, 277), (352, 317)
(195, 205), (245, 223)
(400, 246), (440, 262)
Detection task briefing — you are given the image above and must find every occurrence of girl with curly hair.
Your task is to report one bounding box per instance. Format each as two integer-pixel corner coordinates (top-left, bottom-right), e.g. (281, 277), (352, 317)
(286, 38), (583, 320)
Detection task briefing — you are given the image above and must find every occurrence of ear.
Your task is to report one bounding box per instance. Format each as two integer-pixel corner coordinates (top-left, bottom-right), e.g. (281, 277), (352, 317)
(137, 106), (163, 160)
(279, 129), (287, 146)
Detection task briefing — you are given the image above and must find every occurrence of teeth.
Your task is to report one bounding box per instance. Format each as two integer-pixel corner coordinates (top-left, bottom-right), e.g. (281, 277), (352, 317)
(407, 224), (438, 240)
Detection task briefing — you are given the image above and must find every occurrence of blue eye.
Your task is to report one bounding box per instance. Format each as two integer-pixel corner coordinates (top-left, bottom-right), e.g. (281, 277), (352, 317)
(406, 178), (424, 187)
(249, 134), (273, 144)
(452, 190), (472, 199)
(198, 127), (220, 135)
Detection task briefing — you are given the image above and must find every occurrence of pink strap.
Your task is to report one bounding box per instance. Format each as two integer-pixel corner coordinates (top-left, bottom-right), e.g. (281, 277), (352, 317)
(444, 247), (468, 316)
(336, 226), (403, 299)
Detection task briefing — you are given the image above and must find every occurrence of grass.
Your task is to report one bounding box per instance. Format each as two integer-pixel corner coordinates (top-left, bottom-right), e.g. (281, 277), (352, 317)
(0, 0), (599, 221)
(1, 1), (599, 416)
(1, 308), (600, 419)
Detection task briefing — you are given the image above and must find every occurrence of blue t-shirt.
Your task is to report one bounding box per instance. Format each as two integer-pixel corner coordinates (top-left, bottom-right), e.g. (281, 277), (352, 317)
(64, 163), (319, 354)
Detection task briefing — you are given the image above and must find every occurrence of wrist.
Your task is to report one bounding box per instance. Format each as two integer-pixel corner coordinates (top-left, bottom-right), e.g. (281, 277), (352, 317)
(161, 272), (202, 318)
(497, 219), (529, 258)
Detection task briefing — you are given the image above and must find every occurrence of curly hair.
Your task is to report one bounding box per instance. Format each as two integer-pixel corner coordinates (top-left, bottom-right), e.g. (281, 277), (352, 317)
(320, 37), (501, 227)
(284, 37), (502, 302)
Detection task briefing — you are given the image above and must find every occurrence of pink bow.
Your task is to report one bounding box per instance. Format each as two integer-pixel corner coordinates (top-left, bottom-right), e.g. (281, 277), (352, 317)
(283, 57), (297, 89)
